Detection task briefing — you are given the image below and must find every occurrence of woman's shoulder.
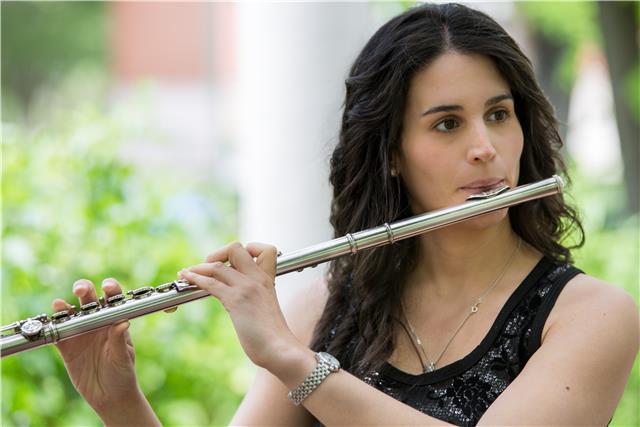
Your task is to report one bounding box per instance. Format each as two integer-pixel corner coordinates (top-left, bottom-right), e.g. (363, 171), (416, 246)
(280, 277), (330, 346)
(558, 273), (637, 316)
(544, 271), (639, 349)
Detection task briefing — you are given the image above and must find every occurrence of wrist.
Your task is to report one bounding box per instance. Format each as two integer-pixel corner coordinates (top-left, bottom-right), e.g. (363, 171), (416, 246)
(287, 352), (341, 406)
(264, 340), (317, 390)
(96, 388), (160, 427)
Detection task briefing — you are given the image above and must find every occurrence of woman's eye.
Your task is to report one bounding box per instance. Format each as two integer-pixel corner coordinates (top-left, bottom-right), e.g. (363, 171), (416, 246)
(488, 109), (509, 122)
(434, 118), (459, 132)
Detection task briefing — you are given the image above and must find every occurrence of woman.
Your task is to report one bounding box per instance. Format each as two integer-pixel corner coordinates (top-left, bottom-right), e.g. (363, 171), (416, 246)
(53, 3), (638, 426)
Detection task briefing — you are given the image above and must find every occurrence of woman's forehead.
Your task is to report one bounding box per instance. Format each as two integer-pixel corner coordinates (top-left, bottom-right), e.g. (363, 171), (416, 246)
(407, 52), (511, 111)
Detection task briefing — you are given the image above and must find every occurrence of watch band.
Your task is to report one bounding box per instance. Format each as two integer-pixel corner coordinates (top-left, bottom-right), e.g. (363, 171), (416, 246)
(288, 352), (340, 406)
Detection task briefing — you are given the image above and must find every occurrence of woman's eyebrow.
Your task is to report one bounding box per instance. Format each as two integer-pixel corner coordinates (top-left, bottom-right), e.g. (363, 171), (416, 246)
(421, 104), (462, 117)
(486, 93), (513, 107)
(421, 93), (513, 117)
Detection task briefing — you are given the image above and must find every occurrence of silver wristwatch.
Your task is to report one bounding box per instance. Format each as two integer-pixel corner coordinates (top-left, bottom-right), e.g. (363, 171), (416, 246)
(288, 352), (340, 406)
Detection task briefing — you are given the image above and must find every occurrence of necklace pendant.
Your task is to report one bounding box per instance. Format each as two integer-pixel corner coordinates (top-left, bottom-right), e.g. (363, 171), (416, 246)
(427, 362), (436, 372)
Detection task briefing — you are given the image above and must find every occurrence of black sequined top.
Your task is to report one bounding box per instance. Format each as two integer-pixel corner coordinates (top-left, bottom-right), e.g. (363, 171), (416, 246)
(315, 256), (582, 426)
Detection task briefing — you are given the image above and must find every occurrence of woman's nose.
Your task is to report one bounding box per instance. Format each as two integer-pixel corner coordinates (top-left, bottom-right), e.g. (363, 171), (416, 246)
(466, 124), (497, 163)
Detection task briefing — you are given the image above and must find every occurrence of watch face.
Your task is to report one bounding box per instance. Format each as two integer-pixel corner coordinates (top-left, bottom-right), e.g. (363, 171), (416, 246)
(318, 352), (340, 371)
(21, 319), (43, 337)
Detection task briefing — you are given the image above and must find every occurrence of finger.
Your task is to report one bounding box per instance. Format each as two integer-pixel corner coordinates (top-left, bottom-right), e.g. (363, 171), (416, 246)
(178, 269), (230, 300)
(186, 262), (245, 282)
(204, 242), (260, 276)
(52, 298), (73, 312)
(245, 242), (278, 279)
(101, 277), (124, 298)
(184, 263), (246, 288)
(107, 321), (133, 365)
(227, 242), (264, 275)
(73, 279), (99, 306)
(205, 242), (236, 263)
(124, 330), (134, 348)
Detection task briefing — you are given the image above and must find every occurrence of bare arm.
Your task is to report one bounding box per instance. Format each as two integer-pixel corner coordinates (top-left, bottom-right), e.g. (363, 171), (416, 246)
(478, 275), (639, 425)
(229, 278), (327, 426)
(261, 275), (638, 426)
(186, 245), (638, 426)
(230, 276), (452, 426)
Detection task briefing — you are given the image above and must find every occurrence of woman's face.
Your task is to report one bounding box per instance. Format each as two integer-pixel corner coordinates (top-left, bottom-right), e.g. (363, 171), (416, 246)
(396, 52), (524, 217)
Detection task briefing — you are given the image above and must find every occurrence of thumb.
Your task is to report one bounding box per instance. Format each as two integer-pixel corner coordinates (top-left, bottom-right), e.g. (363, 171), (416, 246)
(107, 321), (133, 366)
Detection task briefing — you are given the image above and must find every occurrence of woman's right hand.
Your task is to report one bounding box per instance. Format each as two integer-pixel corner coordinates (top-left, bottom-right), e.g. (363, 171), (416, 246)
(53, 278), (159, 426)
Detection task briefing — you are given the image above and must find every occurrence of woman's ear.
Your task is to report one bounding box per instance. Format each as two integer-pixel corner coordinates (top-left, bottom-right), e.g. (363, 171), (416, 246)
(389, 154), (399, 177)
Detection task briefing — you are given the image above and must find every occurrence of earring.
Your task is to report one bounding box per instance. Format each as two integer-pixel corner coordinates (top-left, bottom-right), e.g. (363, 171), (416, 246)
(390, 167), (398, 177)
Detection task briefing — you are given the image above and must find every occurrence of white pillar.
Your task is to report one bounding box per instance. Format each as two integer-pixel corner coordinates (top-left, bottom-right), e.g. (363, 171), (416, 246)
(233, 3), (373, 302)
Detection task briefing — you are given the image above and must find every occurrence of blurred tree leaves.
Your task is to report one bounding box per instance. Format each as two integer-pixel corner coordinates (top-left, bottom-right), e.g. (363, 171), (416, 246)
(2, 71), (246, 426)
(2, 71), (252, 426)
(520, 1), (639, 215)
(1, 56), (243, 427)
(596, 1), (639, 215)
(2, 2), (248, 425)
(519, 2), (600, 88)
(1, 2), (106, 119)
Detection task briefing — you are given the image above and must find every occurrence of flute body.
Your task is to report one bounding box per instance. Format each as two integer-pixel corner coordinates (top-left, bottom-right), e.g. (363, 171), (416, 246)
(0, 175), (564, 358)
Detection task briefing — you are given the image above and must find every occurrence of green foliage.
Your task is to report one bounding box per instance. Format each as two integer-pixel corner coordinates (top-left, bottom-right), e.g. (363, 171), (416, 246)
(0, 2), (106, 115)
(567, 165), (639, 427)
(520, 2), (599, 44)
(519, 2), (600, 90)
(1, 72), (244, 426)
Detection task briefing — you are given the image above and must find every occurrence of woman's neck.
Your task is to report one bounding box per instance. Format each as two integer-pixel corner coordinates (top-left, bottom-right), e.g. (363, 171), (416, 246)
(406, 220), (521, 300)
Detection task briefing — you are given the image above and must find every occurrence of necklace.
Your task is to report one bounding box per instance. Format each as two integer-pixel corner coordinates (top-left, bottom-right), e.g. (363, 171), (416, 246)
(402, 237), (522, 373)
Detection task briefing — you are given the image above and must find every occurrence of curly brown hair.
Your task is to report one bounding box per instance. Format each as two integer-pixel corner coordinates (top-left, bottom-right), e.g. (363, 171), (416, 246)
(310, 3), (584, 376)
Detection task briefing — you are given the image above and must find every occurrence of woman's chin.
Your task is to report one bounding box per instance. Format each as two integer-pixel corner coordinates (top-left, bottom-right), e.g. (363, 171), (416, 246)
(458, 208), (510, 230)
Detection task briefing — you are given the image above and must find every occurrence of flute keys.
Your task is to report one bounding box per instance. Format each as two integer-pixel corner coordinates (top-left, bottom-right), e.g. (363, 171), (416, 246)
(156, 282), (176, 293)
(106, 294), (126, 306)
(80, 302), (100, 315)
(127, 286), (155, 299)
(51, 310), (72, 323)
(20, 319), (44, 338)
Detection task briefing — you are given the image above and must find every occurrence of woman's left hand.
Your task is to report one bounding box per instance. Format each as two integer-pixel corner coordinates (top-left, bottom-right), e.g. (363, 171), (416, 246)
(178, 242), (305, 373)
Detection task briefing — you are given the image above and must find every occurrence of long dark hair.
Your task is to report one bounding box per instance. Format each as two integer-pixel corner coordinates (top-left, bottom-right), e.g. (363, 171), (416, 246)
(310, 3), (584, 376)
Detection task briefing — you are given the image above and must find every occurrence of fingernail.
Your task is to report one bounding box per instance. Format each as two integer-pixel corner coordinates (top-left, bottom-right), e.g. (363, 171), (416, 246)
(73, 280), (85, 294)
(102, 278), (115, 286)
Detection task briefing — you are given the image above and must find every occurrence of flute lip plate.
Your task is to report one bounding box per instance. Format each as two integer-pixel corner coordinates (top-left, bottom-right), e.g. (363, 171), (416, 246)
(465, 184), (510, 201)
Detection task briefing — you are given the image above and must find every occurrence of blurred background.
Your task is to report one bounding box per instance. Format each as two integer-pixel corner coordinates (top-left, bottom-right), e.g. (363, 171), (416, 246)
(1, 2), (637, 426)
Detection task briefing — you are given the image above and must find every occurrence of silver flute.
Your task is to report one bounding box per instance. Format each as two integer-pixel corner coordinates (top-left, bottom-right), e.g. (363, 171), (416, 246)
(0, 175), (564, 358)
